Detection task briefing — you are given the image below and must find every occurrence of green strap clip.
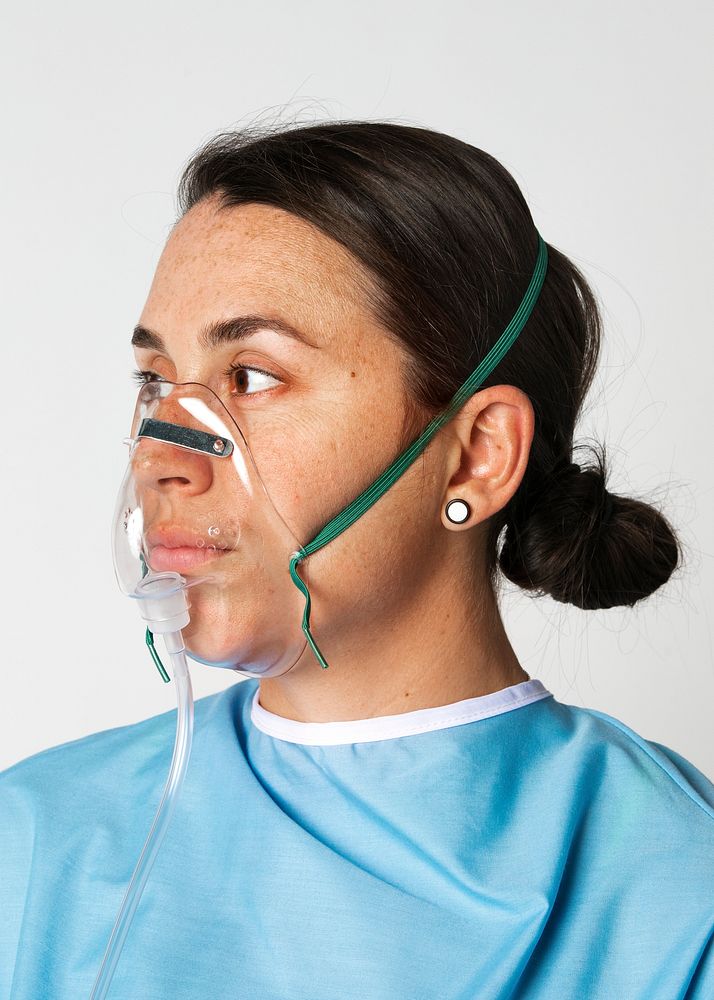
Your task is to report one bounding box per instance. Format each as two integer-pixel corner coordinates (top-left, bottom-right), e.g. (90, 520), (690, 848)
(145, 627), (170, 683)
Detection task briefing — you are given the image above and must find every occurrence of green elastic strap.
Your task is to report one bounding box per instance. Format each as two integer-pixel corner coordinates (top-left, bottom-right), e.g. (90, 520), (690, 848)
(289, 232), (549, 670)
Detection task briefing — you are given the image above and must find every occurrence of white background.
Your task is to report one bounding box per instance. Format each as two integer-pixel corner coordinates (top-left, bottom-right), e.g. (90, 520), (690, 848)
(1, 1), (712, 776)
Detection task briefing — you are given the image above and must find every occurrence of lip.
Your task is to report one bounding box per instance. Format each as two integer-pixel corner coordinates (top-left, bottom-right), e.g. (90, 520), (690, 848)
(145, 525), (231, 573)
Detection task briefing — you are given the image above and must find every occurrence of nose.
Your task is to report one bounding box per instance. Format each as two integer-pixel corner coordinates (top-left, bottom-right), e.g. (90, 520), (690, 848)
(131, 435), (214, 497)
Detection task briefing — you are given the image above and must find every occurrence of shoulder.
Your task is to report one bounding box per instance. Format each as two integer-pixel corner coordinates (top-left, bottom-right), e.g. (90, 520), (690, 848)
(0, 679), (256, 819)
(0, 703), (175, 801)
(535, 697), (714, 991)
(578, 701), (714, 821)
(555, 697), (714, 822)
(534, 694), (714, 872)
(0, 679), (257, 917)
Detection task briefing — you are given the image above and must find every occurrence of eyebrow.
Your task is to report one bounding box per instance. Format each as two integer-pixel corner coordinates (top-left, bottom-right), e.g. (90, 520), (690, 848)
(131, 315), (318, 352)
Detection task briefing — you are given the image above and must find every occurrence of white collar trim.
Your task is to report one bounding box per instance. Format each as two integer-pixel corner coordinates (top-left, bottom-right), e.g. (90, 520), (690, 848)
(250, 678), (552, 746)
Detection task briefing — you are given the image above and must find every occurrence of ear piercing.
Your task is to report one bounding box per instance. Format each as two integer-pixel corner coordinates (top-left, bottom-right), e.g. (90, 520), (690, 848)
(445, 499), (471, 524)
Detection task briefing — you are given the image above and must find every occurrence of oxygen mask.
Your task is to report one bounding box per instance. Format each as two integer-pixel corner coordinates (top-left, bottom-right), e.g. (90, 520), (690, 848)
(112, 378), (310, 679)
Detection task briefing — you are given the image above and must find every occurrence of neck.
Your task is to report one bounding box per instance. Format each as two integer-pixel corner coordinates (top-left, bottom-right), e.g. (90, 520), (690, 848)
(257, 561), (529, 724)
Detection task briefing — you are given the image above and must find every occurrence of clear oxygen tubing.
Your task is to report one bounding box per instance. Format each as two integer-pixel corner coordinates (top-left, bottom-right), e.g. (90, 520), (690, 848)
(89, 631), (194, 1000)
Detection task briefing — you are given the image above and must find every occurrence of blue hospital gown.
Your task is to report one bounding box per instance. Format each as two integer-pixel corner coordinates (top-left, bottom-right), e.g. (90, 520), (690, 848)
(1, 675), (713, 999)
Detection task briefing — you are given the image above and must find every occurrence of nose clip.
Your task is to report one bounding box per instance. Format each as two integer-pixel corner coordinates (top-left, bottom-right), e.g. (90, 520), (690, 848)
(135, 417), (234, 458)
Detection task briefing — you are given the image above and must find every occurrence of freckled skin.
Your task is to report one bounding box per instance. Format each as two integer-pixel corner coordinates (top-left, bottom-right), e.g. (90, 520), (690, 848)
(134, 195), (534, 722)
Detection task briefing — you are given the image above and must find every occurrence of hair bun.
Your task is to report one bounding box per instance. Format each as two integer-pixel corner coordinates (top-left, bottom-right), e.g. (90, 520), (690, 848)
(498, 445), (681, 610)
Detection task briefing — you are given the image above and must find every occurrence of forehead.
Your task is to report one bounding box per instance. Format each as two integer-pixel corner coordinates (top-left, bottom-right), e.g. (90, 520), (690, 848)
(140, 196), (377, 348)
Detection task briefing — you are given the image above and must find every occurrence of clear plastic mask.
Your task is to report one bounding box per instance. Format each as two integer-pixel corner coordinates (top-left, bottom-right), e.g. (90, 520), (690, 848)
(112, 379), (310, 678)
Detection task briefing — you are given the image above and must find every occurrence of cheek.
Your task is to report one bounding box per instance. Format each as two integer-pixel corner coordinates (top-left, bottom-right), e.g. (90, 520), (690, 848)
(238, 367), (430, 561)
(240, 400), (368, 546)
(302, 461), (437, 639)
(289, 422), (442, 623)
(271, 405), (401, 546)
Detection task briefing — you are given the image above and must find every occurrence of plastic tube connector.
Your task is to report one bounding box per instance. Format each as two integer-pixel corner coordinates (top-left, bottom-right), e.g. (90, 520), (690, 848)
(132, 571), (190, 636)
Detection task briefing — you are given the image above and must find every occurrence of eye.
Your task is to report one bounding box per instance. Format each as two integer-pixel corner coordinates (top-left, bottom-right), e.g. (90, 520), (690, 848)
(131, 368), (166, 384)
(224, 363), (282, 398)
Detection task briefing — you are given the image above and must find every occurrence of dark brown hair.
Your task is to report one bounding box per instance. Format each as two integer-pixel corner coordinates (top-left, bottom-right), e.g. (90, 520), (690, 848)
(175, 118), (682, 611)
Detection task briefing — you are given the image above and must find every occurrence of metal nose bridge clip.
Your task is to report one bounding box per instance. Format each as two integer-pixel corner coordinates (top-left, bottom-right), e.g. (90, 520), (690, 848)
(129, 417), (235, 457)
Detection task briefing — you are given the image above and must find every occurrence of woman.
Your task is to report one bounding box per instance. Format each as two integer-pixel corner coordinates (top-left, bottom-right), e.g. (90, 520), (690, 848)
(1, 120), (712, 998)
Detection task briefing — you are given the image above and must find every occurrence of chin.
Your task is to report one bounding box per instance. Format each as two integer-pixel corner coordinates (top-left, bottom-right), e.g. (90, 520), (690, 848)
(180, 598), (305, 677)
(181, 611), (254, 667)
(178, 563), (316, 670)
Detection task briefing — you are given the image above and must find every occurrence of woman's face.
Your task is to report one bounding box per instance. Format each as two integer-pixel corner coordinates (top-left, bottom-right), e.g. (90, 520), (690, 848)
(131, 195), (449, 674)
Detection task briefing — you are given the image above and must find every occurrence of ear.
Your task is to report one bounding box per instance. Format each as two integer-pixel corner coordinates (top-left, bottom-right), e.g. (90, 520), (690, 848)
(439, 385), (535, 531)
